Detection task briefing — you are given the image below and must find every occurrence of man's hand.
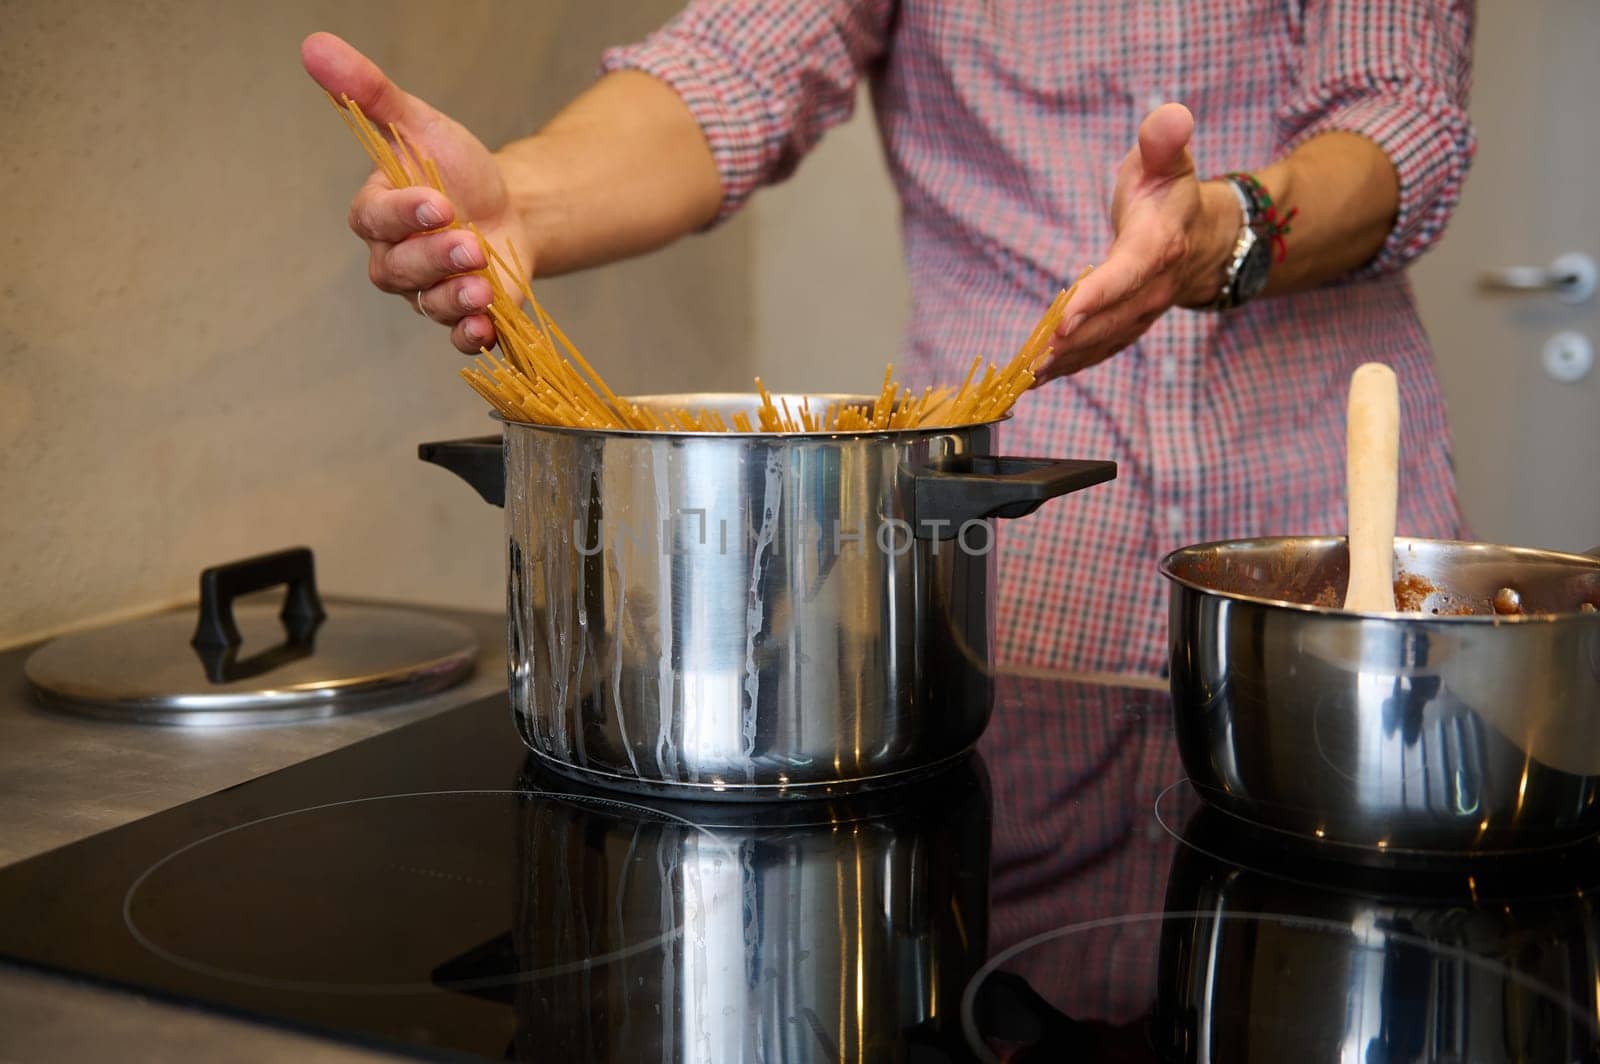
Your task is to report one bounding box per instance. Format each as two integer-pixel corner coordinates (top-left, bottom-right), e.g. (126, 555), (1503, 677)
(1033, 104), (1237, 384)
(302, 32), (527, 353)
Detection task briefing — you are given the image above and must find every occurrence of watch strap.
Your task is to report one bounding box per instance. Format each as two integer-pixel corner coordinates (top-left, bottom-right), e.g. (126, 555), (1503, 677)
(1209, 177), (1258, 311)
(1221, 171), (1299, 263)
(1222, 172), (1270, 223)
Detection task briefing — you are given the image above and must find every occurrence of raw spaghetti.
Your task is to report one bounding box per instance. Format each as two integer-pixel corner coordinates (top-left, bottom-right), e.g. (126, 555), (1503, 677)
(330, 93), (1090, 433)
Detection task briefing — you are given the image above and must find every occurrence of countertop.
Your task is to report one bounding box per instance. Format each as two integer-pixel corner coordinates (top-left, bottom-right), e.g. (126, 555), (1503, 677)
(0, 599), (509, 1063)
(0, 600), (508, 868)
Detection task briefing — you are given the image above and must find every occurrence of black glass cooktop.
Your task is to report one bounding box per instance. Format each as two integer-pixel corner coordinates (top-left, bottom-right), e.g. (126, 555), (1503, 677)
(2, 677), (1597, 1062)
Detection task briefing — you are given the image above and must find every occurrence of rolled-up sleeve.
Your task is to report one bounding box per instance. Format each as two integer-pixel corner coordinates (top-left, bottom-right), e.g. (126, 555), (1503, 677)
(1278, 0), (1476, 276)
(601, 1), (895, 225)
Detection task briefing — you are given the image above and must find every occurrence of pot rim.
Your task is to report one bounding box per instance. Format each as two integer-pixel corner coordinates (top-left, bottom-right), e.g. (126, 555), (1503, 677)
(1159, 535), (1600, 624)
(492, 392), (1011, 440)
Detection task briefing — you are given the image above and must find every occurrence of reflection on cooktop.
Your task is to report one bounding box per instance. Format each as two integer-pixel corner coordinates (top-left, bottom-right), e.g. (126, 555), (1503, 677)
(118, 778), (991, 1060)
(1156, 779), (1600, 902)
(963, 908), (1600, 1063)
(0, 679), (1597, 1063)
(121, 792), (702, 993)
(963, 779), (1600, 1062)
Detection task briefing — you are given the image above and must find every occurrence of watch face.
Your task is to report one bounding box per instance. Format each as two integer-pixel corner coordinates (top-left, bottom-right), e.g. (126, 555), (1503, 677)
(1236, 236), (1271, 300)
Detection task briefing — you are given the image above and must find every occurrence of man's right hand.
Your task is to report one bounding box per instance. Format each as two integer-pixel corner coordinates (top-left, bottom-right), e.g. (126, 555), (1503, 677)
(302, 32), (526, 353)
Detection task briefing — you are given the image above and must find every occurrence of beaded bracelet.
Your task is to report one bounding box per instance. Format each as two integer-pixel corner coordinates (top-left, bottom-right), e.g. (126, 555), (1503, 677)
(1220, 171), (1299, 262)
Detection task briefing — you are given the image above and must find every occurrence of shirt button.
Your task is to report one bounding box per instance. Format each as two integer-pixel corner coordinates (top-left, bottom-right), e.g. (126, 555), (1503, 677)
(1144, 90), (1166, 113)
(1159, 356), (1177, 383)
(1165, 505), (1185, 533)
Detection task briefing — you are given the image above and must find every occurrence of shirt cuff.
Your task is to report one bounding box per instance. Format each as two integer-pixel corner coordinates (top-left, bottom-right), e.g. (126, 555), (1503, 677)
(1285, 87), (1476, 277)
(601, 35), (772, 227)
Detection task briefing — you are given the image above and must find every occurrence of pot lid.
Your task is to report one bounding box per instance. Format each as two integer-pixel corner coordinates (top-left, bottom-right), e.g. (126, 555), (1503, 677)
(24, 548), (478, 725)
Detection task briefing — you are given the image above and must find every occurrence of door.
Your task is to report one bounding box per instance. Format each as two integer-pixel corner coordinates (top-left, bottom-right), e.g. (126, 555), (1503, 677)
(1409, 0), (1599, 554)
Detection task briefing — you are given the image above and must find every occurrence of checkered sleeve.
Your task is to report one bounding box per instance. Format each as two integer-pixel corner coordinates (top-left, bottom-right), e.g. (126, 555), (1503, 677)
(600, 0), (895, 226)
(1278, 0), (1477, 276)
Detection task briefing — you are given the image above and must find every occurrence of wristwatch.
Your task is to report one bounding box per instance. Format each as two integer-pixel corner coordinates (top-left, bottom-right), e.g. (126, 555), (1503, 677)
(1209, 174), (1272, 311)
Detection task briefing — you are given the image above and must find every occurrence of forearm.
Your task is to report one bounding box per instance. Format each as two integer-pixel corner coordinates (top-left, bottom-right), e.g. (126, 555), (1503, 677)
(496, 71), (721, 278)
(1181, 131), (1400, 305)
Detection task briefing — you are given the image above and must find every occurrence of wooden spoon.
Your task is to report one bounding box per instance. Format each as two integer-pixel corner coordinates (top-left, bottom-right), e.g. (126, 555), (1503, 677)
(1343, 363), (1399, 612)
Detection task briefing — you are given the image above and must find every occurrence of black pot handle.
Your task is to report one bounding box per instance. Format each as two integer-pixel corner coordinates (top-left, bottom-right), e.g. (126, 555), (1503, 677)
(191, 547), (326, 650)
(914, 456), (1115, 539)
(418, 435), (505, 508)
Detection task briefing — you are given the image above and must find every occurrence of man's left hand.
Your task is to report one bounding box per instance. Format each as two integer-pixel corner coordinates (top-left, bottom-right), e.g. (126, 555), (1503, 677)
(1033, 104), (1238, 384)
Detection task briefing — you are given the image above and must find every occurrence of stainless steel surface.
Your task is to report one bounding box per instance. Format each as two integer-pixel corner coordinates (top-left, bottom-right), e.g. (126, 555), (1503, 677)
(1477, 251), (1597, 304)
(1157, 809), (1600, 1061)
(500, 392), (1087, 797)
(512, 761), (989, 1060)
(1161, 536), (1600, 853)
(24, 601), (478, 725)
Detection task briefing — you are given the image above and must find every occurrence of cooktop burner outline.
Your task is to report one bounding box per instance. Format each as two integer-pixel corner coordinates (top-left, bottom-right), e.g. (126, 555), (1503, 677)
(958, 909), (1600, 1064)
(120, 789), (737, 995)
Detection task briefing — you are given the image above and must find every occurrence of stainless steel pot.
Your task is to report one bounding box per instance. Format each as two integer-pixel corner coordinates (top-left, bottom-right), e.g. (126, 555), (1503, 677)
(1161, 536), (1600, 854)
(421, 394), (1114, 798)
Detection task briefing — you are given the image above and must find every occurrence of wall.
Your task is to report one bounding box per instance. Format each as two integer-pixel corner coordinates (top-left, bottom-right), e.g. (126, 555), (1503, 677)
(0, 0), (758, 647)
(747, 89), (910, 397)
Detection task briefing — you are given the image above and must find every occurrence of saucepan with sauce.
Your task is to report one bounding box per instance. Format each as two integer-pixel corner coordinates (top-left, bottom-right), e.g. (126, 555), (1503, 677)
(1160, 535), (1600, 856)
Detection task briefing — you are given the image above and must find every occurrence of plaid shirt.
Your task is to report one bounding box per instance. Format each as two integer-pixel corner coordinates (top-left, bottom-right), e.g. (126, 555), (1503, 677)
(603, 1), (1476, 677)
(978, 674), (1181, 1022)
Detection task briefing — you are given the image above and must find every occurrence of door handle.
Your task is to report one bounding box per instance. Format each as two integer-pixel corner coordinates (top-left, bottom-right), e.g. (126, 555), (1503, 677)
(1477, 252), (1595, 304)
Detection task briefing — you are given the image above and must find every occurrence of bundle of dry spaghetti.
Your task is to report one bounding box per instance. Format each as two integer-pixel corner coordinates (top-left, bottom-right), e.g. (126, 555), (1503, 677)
(330, 94), (1089, 433)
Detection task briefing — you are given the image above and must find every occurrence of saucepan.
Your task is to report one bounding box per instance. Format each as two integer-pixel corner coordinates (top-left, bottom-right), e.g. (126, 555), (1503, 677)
(420, 393), (1115, 799)
(1161, 535), (1600, 854)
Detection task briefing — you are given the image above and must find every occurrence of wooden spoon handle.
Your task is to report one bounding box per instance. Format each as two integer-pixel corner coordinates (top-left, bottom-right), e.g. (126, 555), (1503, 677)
(1344, 363), (1399, 612)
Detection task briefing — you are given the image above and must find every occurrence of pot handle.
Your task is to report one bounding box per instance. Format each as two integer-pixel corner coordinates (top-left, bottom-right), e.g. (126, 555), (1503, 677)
(913, 456), (1115, 539)
(191, 547), (326, 650)
(418, 436), (505, 508)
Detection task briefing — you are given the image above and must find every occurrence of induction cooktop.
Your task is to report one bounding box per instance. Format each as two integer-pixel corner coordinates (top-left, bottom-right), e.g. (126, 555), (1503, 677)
(1, 676), (1596, 1062)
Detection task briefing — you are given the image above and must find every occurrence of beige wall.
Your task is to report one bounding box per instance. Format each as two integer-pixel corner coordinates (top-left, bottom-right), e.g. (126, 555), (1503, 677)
(0, 0), (761, 647)
(748, 89), (909, 397)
